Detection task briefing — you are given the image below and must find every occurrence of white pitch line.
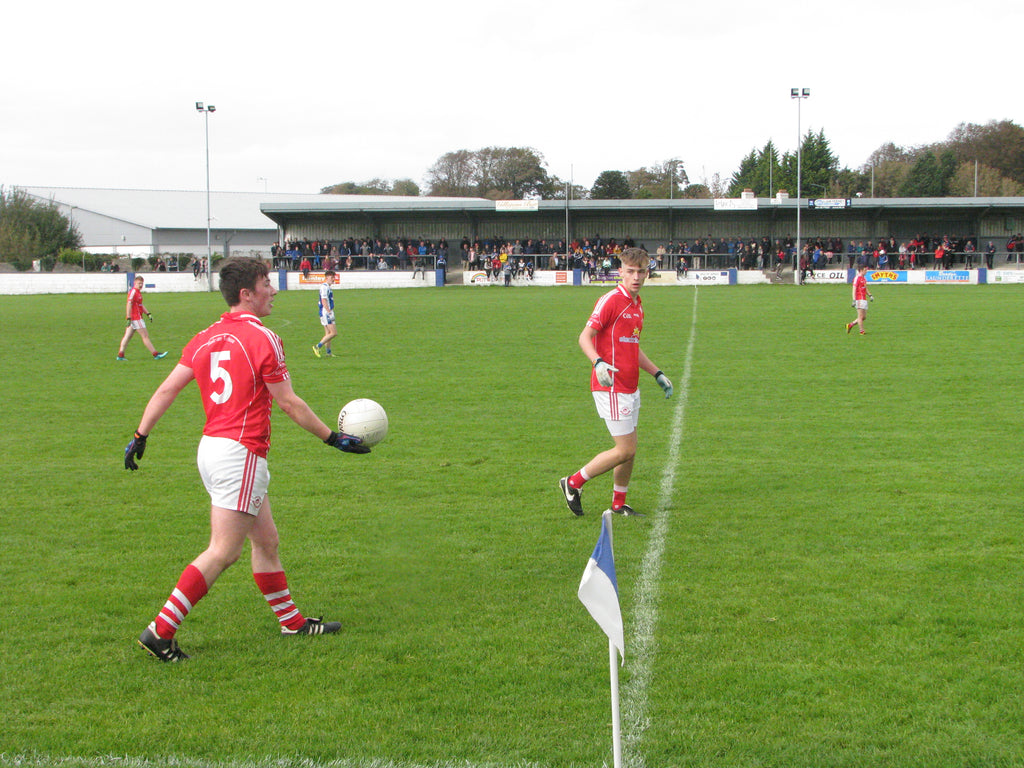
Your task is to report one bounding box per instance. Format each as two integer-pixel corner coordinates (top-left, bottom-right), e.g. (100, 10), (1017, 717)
(621, 289), (699, 768)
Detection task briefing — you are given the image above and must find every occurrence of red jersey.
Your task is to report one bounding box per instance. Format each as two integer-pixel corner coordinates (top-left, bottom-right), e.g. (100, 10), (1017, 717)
(127, 286), (146, 321)
(853, 273), (868, 301)
(586, 285), (644, 393)
(180, 312), (290, 457)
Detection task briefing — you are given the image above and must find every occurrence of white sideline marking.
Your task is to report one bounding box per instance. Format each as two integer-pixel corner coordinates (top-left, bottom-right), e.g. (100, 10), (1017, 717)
(0, 758), (537, 768)
(621, 289), (699, 768)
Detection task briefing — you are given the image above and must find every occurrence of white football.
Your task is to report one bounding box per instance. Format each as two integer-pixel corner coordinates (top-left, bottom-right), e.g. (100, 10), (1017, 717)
(338, 398), (388, 448)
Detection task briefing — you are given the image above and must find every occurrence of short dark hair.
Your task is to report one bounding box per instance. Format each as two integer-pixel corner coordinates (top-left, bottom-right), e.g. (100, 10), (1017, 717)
(218, 258), (270, 306)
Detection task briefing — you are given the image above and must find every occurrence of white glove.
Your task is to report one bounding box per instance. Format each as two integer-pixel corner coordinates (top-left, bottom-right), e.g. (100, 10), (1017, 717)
(655, 371), (673, 398)
(593, 358), (618, 388)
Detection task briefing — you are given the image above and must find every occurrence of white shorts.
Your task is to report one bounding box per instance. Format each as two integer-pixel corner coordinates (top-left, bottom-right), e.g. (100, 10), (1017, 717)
(320, 311), (336, 326)
(593, 390), (641, 436)
(130, 319), (147, 331)
(854, 299), (869, 310)
(196, 436), (270, 516)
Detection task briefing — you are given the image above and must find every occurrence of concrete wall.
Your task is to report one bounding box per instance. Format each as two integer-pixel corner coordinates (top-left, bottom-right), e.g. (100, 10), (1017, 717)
(0, 269), (443, 295)
(282, 269), (440, 291)
(0, 272), (214, 295)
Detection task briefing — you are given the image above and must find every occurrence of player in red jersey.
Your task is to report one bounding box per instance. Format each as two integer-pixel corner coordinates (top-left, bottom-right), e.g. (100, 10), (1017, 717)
(559, 247), (673, 517)
(116, 275), (168, 361)
(846, 263), (874, 335)
(124, 258), (368, 662)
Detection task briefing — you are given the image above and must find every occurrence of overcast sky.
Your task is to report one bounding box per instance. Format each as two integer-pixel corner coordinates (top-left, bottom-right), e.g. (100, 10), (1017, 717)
(5, 0), (1021, 195)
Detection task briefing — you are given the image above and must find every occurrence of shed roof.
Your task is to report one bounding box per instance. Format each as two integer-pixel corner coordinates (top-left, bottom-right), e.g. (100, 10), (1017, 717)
(19, 187), (477, 231)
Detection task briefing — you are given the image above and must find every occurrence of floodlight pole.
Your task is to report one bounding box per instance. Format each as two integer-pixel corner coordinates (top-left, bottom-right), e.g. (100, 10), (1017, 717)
(791, 88), (809, 285)
(197, 102), (216, 291)
(566, 164), (573, 269)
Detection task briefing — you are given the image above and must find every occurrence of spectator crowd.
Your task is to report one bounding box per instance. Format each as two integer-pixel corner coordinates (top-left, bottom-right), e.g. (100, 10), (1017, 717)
(268, 232), (1024, 276)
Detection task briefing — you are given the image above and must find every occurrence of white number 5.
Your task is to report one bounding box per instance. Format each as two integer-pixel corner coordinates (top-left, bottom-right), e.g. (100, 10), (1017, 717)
(209, 351), (233, 404)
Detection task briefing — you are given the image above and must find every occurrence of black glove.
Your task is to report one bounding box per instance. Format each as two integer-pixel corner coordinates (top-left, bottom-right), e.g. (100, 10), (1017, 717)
(124, 431), (148, 470)
(146, 312), (153, 323)
(325, 431), (370, 454)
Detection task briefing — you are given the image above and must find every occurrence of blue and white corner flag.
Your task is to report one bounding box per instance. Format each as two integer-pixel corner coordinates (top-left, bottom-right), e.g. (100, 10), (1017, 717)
(578, 510), (625, 661)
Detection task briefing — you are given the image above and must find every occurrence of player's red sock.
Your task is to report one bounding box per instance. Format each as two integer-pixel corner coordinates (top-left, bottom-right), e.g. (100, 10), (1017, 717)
(568, 469), (590, 490)
(612, 485), (628, 510)
(254, 571), (306, 631)
(154, 564), (208, 639)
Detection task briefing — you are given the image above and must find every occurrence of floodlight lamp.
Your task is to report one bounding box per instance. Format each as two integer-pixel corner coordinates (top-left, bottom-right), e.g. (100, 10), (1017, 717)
(790, 88), (799, 98)
(196, 101), (204, 111)
(802, 88), (810, 97)
(208, 105), (216, 113)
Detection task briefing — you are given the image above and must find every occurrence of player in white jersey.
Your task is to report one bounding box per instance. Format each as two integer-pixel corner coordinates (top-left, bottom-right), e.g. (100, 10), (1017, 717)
(313, 269), (337, 358)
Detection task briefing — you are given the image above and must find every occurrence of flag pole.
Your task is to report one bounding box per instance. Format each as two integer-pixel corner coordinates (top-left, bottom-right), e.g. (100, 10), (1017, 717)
(605, 510), (623, 768)
(610, 637), (623, 768)
(579, 509), (626, 768)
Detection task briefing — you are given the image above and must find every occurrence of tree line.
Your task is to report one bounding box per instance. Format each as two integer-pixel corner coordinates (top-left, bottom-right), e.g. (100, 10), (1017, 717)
(4, 121), (1021, 265)
(0, 187), (82, 267)
(321, 119), (1024, 200)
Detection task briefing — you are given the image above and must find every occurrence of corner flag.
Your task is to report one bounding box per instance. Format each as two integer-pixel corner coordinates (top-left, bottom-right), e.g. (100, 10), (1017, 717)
(578, 510), (625, 661)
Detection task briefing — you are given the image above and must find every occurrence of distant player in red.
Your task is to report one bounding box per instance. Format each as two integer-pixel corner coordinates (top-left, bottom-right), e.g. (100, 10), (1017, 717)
(559, 247), (673, 517)
(116, 275), (167, 361)
(846, 263), (874, 335)
(124, 258), (368, 662)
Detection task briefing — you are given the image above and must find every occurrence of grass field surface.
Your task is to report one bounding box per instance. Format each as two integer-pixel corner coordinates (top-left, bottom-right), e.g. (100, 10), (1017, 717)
(1, 283), (1023, 768)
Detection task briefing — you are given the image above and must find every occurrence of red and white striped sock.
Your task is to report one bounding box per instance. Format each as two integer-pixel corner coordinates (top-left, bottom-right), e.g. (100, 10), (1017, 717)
(254, 571), (306, 631)
(153, 564), (208, 639)
(612, 485), (628, 510)
(569, 468), (590, 490)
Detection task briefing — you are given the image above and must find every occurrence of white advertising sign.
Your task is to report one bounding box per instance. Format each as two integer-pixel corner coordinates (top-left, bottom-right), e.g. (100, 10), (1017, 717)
(713, 198), (758, 211)
(494, 200), (539, 211)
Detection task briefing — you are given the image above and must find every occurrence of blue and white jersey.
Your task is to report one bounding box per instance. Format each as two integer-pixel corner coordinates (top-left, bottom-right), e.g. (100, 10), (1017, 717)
(318, 282), (334, 318)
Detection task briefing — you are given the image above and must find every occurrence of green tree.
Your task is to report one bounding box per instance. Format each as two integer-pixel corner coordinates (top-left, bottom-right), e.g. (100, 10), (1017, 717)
(946, 120), (1024, 186)
(946, 161), (1024, 197)
(320, 178), (420, 195)
(477, 146), (552, 200)
(390, 178), (421, 196)
(897, 150), (958, 197)
(627, 159), (689, 199)
(590, 170), (632, 199)
(680, 183), (711, 199)
(757, 132), (835, 198)
(424, 149), (476, 197)
(547, 178), (590, 200)
(0, 187), (82, 266)
(859, 125), (1024, 197)
(832, 167), (870, 198)
(424, 146), (552, 199)
(859, 142), (913, 197)
(728, 148), (760, 196)
(800, 129), (840, 193)
(728, 142), (783, 197)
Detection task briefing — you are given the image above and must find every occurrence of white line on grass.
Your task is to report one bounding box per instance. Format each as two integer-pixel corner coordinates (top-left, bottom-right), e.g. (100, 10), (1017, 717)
(621, 289), (699, 768)
(0, 756), (551, 768)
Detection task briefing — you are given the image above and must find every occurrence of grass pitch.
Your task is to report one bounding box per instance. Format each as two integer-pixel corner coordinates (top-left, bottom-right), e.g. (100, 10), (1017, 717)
(1, 283), (1023, 768)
